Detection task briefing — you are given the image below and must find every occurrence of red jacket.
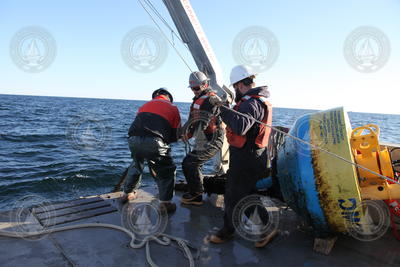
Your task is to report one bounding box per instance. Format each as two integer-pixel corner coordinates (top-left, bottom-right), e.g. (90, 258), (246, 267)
(128, 95), (181, 144)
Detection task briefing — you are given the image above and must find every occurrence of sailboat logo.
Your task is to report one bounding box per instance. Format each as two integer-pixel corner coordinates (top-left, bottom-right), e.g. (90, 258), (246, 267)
(295, 115), (337, 157)
(183, 110), (219, 155)
(10, 27), (57, 73)
(246, 38), (268, 62)
(233, 26), (279, 73)
(121, 201), (168, 241)
(242, 205), (264, 235)
(67, 115), (110, 154)
(10, 194), (56, 241)
(133, 38), (157, 66)
(78, 123), (102, 150)
(356, 38), (377, 65)
(22, 39), (44, 66)
(121, 26), (168, 73)
(345, 199), (390, 241)
(233, 194), (280, 242)
(132, 205), (154, 235)
(344, 26), (390, 73)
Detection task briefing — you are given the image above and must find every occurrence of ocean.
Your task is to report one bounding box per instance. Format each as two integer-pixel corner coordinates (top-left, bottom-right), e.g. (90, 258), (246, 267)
(0, 94), (399, 211)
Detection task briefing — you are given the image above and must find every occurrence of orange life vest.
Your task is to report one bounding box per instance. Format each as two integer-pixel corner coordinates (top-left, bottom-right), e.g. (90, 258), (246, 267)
(226, 95), (272, 148)
(190, 91), (218, 134)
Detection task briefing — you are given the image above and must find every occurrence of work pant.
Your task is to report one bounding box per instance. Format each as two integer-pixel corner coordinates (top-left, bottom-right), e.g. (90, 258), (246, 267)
(223, 143), (269, 233)
(123, 136), (176, 201)
(182, 131), (224, 194)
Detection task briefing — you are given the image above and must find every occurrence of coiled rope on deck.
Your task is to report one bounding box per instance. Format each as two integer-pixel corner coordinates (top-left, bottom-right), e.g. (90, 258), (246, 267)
(0, 223), (195, 267)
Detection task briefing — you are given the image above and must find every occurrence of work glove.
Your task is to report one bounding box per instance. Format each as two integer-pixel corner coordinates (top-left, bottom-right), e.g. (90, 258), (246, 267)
(208, 95), (223, 106)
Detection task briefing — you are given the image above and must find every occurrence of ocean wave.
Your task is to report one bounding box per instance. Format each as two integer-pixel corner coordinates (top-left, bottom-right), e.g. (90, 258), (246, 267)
(1, 133), (66, 142)
(1, 95), (399, 211)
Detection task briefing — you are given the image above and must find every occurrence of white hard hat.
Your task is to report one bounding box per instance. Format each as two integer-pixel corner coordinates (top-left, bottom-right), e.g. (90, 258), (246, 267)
(229, 65), (256, 86)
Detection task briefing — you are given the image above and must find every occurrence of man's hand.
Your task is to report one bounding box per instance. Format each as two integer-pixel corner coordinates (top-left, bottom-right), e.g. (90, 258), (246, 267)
(209, 95), (223, 106)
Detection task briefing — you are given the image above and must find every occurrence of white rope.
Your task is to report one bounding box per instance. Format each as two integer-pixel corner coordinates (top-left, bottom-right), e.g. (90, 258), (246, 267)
(221, 105), (400, 186)
(0, 223), (195, 267)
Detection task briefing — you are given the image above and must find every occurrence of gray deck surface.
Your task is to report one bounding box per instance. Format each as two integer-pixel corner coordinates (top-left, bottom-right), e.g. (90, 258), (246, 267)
(0, 186), (399, 267)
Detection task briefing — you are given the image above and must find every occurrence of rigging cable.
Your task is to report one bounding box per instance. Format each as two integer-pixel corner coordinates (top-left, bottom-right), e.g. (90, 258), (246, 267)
(137, 0), (194, 73)
(137, 0), (400, 186)
(142, 0), (186, 45)
(220, 105), (400, 186)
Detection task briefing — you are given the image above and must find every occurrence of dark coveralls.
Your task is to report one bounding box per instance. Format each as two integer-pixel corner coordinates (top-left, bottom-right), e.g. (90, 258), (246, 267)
(124, 95), (181, 201)
(182, 89), (224, 194)
(220, 86), (271, 233)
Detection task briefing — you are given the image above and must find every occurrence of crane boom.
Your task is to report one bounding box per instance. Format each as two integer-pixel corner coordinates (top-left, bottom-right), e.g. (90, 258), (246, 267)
(162, 0), (233, 100)
(162, 0), (231, 173)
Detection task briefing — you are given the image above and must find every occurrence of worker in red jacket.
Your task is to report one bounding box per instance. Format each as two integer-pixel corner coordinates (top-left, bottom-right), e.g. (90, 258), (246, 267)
(208, 65), (276, 248)
(121, 88), (181, 213)
(180, 71), (224, 205)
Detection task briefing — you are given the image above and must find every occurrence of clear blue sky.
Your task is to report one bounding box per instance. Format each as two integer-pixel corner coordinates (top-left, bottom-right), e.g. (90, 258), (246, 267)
(1, 0), (399, 114)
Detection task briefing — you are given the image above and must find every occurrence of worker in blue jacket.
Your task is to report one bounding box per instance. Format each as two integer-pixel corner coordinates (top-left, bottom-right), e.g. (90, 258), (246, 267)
(208, 65), (276, 248)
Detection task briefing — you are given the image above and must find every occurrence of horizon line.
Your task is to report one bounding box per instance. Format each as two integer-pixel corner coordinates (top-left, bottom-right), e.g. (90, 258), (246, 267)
(1, 93), (399, 116)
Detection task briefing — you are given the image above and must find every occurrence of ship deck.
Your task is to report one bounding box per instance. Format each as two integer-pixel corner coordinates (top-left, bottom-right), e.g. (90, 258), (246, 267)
(0, 186), (399, 267)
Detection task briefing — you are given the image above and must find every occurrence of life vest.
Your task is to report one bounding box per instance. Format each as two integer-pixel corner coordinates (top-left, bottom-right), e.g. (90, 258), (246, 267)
(226, 95), (272, 148)
(190, 91), (218, 134)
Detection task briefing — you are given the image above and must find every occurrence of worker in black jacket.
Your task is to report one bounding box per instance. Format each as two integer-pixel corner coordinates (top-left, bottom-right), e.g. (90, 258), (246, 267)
(180, 71), (224, 205)
(122, 88), (181, 213)
(208, 65), (276, 248)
